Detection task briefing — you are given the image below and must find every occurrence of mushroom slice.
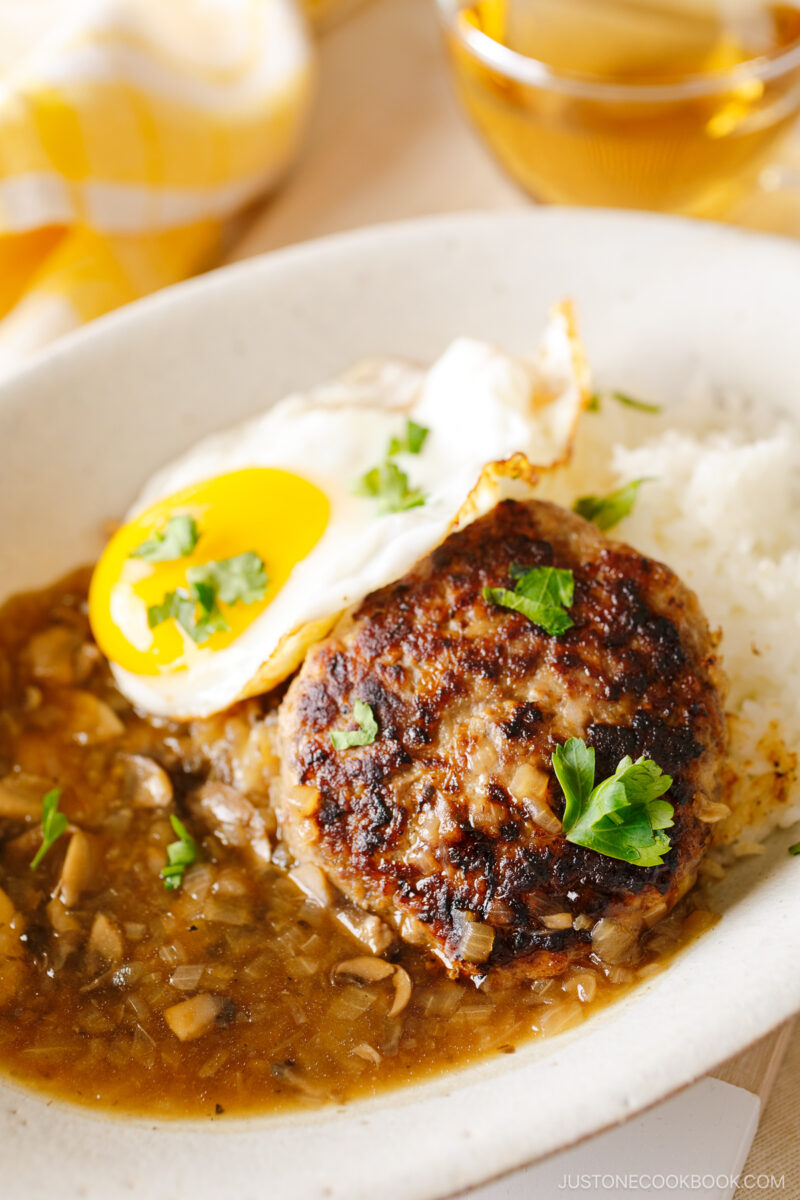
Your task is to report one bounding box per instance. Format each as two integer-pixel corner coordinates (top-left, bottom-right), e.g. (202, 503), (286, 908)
(188, 782), (271, 868)
(333, 957), (395, 984)
(23, 626), (81, 685)
(333, 958), (413, 1019)
(60, 691), (125, 744)
(46, 896), (82, 936)
(117, 754), (173, 809)
(87, 912), (124, 972)
(352, 1043), (382, 1065)
(388, 966), (413, 1018)
(0, 773), (52, 820)
(56, 829), (95, 907)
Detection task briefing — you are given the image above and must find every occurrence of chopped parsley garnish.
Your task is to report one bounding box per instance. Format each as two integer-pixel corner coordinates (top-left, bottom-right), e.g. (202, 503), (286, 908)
(553, 737), (674, 867)
(590, 389), (662, 415)
(357, 460), (425, 514)
(148, 588), (226, 645)
(789, 842), (800, 856)
(588, 390), (662, 415)
(483, 565), (575, 636)
(186, 552), (268, 606)
(161, 815), (197, 890)
(611, 390), (662, 414)
(130, 515), (199, 562)
(574, 479), (649, 532)
(331, 700), (378, 750)
(147, 552), (268, 645)
(30, 788), (68, 871)
(357, 418), (430, 514)
(388, 418), (429, 457)
(148, 589), (194, 635)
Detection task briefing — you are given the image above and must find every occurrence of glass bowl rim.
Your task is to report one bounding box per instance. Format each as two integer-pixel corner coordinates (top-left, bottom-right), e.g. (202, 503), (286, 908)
(434, 0), (800, 101)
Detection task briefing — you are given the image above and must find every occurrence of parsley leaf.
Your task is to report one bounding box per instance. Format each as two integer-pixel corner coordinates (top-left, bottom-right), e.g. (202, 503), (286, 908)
(588, 390), (662, 415)
(357, 417), (429, 513)
(147, 587), (223, 646)
(611, 390), (662, 414)
(551, 738), (596, 830)
(187, 552), (268, 606)
(148, 589), (191, 631)
(356, 460), (425, 514)
(552, 737), (674, 867)
(331, 700), (379, 750)
(189, 595), (230, 643)
(161, 815), (197, 891)
(574, 479), (650, 532)
(130, 515), (199, 562)
(484, 565), (575, 636)
(789, 842), (800, 856)
(388, 419), (429, 457)
(30, 788), (68, 870)
(509, 563), (574, 603)
(147, 553), (268, 645)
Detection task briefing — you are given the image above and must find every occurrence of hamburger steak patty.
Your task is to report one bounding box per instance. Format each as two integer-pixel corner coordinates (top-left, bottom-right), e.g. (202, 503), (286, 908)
(278, 499), (727, 980)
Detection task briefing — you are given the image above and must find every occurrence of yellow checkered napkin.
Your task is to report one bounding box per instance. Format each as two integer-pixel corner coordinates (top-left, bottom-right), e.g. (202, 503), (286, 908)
(0, 0), (315, 372)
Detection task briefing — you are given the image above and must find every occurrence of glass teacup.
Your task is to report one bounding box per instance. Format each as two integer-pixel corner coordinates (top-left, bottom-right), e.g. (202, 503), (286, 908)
(436, 0), (800, 216)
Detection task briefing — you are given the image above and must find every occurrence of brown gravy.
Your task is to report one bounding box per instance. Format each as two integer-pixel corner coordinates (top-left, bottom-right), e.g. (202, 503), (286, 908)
(0, 571), (715, 1117)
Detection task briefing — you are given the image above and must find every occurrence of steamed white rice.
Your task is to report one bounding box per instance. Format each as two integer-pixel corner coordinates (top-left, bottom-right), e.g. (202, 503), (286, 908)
(540, 379), (800, 852)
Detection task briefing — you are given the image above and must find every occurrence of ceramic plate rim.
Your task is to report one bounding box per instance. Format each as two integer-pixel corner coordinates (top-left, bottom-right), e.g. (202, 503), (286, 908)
(1, 208), (799, 1200)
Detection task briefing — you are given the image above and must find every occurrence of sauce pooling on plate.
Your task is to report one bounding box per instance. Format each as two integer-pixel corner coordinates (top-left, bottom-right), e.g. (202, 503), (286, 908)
(0, 572), (715, 1117)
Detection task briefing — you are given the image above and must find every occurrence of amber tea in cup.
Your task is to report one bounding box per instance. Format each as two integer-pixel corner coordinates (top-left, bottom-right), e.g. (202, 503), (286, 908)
(438, 0), (800, 214)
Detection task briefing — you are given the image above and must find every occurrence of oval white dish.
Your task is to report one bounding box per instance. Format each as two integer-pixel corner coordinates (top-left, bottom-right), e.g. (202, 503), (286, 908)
(1, 209), (799, 1200)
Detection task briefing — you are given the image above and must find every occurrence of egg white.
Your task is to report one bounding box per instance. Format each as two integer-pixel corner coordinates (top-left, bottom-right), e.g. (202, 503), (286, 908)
(110, 303), (590, 719)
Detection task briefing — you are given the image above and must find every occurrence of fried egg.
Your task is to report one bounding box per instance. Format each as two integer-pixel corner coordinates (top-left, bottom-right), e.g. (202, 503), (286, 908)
(89, 302), (590, 719)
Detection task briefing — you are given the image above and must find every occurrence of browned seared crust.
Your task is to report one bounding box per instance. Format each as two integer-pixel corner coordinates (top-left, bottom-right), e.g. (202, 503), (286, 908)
(278, 500), (727, 980)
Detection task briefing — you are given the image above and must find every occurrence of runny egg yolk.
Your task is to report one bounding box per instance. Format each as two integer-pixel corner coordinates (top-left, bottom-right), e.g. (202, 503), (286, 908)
(89, 468), (329, 676)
